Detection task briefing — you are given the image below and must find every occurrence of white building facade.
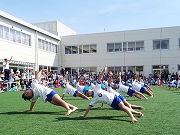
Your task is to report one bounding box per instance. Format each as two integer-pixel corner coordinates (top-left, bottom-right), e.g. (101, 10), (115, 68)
(1, 10), (180, 78)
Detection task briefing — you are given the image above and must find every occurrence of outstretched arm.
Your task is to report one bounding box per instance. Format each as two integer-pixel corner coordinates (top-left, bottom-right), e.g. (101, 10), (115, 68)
(65, 71), (69, 82)
(108, 71), (113, 85)
(26, 102), (36, 112)
(80, 106), (92, 118)
(35, 69), (48, 80)
(118, 72), (122, 82)
(9, 56), (13, 61)
(97, 64), (107, 82)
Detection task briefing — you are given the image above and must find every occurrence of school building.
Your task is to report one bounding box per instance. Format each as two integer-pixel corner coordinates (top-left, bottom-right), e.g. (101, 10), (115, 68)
(1, 10), (180, 78)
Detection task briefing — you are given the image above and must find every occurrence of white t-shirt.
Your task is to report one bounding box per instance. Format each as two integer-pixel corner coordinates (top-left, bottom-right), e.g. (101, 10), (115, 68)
(76, 82), (85, 93)
(132, 81), (141, 91)
(117, 82), (128, 93)
(31, 79), (52, 103)
(89, 83), (115, 107)
(3, 61), (10, 70)
(63, 82), (77, 96)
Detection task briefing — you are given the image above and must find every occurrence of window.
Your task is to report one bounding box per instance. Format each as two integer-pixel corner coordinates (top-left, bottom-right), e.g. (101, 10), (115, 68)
(65, 46), (71, 54)
(15, 31), (21, 43)
(38, 39), (42, 49)
(83, 45), (89, 53)
(26, 35), (31, 46)
(90, 44), (97, 53)
(153, 39), (169, 50)
(22, 33), (26, 44)
(48, 42), (51, 52)
(0, 25), (2, 39)
(136, 41), (144, 51)
(54, 44), (57, 53)
(10, 29), (15, 42)
(115, 43), (122, 52)
(45, 41), (48, 51)
(72, 46), (78, 54)
(3, 26), (9, 40)
(107, 43), (114, 52)
(79, 45), (82, 54)
(128, 42), (135, 51)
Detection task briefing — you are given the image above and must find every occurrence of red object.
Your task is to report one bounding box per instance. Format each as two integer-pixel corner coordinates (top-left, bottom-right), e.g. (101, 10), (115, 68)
(159, 80), (162, 86)
(56, 80), (60, 88)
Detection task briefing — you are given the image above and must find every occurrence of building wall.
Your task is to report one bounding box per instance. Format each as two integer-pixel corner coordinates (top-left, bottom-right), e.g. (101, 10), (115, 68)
(0, 11), (60, 71)
(61, 27), (180, 77)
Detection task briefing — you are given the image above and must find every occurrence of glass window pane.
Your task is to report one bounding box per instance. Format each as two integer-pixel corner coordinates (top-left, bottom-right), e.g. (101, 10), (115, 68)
(55, 45), (57, 53)
(79, 45), (82, 54)
(10, 29), (15, 42)
(90, 44), (97, 53)
(115, 43), (122, 52)
(107, 43), (114, 52)
(45, 41), (48, 51)
(153, 40), (160, 50)
(48, 42), (51, 51)
(3, 26), (9, 40)
(72, 46), (78, 54)
(22, 33), (26, 45)
(136, 41), (144, 51)
(161, 39), (169, 49)
(83, 45), (89, 53)
(128, 42), (135, 51)
(65, 46), (71, 54)
(38, 39), (41, 49)
(26, 34), (31, 46)
(42, 40), (45, 50)
(15, 31), (21, 43)
(0, 25), (3, 39)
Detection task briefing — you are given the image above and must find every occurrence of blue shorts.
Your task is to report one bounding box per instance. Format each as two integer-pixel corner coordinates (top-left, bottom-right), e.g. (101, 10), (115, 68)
(144, 84), (148, 87)
(118, 94), (125, 101)
(140, 87), (145, 93)
(73, 90), (78, 97)
(46, 91), (57, 102)
(111, 95), (122, 110)
(127, 87), (135, 97)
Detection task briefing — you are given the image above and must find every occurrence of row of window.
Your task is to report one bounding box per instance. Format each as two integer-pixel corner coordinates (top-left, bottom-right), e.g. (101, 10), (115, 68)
(38, 38), (58, 53)
(64, 39), (171, 54)
(65, 44), (97, 54)
(0, 24), (31, 46)
(107, 41), (144, 52)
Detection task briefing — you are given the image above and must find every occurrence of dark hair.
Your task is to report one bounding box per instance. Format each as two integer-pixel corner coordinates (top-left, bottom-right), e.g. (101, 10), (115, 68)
(22, 92), (32, 101)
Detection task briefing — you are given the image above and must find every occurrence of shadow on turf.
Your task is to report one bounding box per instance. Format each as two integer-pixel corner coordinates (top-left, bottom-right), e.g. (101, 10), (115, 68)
(0, 111), (61, 115)
(55, 115), (130, 123)
(0, 108), (113, 115)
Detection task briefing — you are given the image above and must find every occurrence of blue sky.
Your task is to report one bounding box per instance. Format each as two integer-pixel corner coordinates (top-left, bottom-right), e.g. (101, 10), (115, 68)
(0, 0), (180, 34)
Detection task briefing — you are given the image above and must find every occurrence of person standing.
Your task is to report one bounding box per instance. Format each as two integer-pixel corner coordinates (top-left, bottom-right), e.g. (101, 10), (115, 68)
(3, 56), (13, 81)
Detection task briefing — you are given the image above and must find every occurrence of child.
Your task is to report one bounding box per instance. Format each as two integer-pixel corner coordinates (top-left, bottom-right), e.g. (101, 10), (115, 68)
(22, 69), (78, 116)
(61, 71), (90, 100)
(80, 65), (143, 124)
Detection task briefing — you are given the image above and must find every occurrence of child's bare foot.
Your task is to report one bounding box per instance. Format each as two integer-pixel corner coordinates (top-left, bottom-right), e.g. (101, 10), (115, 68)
(130, 119), (137, 124)
(72, 107), (78, 113)
(138, 113), (144, 118)
(65, 109), (73, 116)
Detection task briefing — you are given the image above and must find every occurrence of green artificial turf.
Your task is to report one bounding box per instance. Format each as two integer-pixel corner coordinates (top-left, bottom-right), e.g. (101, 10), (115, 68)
(0, 86), (179, 135)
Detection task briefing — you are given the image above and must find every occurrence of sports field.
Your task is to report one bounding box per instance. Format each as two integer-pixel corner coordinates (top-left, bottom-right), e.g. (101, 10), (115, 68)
(0, 86), (179, 135)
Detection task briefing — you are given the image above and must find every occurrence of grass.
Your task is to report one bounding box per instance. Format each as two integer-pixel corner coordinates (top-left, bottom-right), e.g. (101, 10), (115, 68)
(0, 86), (180, 135)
